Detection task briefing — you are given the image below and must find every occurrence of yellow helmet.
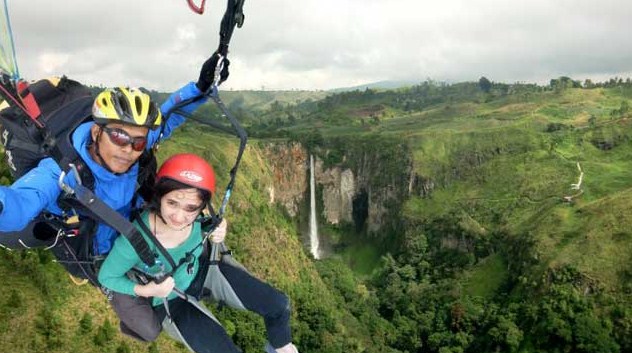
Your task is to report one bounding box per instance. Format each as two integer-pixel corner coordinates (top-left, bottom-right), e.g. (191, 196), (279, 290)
(92, 87), (162, 129)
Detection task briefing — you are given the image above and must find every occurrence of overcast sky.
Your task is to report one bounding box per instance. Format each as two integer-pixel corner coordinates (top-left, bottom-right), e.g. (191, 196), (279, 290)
(5, 0), (632, 91)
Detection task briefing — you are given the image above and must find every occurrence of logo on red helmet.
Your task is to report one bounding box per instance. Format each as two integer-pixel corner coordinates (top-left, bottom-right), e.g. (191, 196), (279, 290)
(179, 170), (203, 183)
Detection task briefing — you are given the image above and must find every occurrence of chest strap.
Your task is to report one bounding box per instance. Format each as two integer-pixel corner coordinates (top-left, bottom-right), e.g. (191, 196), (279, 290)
(64, 183), (155, 267)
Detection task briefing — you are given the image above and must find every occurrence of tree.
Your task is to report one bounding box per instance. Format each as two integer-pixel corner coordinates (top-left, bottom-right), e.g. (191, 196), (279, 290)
(5, 289), (24, 312)
(78, 312), (94, 334)
(35, 307), (65, 349)
(619, 100), (629, 116)
(116, 341), (132, 353)
(550, 76), (581, 91)
(478, 77), (492, 93)
(148, 342), (160, 353)
(573, 314), (619, 353)
(93, 319), (116, 347)
(487, 316), (523, 352)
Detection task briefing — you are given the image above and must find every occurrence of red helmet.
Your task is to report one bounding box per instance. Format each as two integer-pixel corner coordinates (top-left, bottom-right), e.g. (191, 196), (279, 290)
(156, 153), (216, 194)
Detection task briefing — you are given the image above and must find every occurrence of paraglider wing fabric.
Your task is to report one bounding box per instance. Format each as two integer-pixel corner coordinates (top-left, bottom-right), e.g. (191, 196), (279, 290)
(0, 0), (19, 79)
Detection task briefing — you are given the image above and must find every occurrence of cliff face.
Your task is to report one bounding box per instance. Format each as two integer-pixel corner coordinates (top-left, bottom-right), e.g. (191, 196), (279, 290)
(263, 139), (418, 236)
(261, 142), (308, 217)
(317, 161), (355, 225)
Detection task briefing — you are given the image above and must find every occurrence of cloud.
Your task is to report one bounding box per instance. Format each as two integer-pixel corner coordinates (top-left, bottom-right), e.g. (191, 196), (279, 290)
(5, 0), (632, 91)
(37, 52), (70, 74)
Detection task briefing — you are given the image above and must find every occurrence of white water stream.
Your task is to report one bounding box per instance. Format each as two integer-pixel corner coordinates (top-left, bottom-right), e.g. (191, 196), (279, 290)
(309, 154), (320, 259)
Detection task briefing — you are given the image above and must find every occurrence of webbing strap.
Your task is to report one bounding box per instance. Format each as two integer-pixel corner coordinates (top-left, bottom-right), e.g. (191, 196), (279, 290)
(208, 89), (247, 216)
(134, 212), (207, 282)
(3, 138), (40, 154)
(70, 184), (155, 267)
(158, 90), (247, 274)
(134, 213), (178, 271)
(218, 0), (245, 56)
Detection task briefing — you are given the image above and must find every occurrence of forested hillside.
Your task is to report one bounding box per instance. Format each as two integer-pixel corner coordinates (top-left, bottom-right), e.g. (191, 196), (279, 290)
(242, 76), (632, 353)
(0, 128), (385, 353)
(1, 76), (632, 352)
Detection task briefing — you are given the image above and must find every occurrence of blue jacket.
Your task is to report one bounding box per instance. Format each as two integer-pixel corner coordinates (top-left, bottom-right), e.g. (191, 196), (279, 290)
(0, 82), (206, 255)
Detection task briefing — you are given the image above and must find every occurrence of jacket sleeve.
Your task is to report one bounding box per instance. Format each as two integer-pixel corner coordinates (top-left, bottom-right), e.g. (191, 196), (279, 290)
(147, 82), (208, 146)
(98, 235), (140, 296)
(0, 158), (62, 231)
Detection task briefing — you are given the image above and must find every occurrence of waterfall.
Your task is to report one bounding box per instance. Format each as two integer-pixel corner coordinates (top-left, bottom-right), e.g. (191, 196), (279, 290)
(309, 154), (320, 259)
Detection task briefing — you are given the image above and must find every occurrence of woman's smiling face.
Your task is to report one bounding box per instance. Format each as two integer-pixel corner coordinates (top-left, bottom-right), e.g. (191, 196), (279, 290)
(159, 188), (203, 230)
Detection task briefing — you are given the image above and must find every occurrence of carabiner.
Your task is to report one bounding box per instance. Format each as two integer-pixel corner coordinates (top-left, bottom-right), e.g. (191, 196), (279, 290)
(212, 54), (225, 89)
(57, 163), (83, 195)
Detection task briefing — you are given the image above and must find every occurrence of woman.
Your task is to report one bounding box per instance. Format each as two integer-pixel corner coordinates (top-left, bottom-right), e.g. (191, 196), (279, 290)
(98, 153), (299, 353)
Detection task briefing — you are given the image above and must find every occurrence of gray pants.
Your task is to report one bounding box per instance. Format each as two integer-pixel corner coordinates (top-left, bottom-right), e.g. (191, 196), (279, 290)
(109, 291), (162, 342)
(107, 252), (292, 351)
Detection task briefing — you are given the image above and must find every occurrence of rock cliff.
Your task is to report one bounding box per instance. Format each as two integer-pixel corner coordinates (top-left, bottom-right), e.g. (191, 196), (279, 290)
(262, 138), (421, 236)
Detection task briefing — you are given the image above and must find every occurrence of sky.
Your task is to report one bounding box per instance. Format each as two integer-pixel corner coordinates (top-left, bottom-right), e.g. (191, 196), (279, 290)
(4, 0), (632, 92)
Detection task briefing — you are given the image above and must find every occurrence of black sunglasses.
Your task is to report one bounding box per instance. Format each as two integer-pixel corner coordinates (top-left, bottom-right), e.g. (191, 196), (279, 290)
(101, 126), (148, 152)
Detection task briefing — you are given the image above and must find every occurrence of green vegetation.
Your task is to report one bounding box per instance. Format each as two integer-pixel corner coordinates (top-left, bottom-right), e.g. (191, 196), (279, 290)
(461, 253), (508, 298)
(262, 77), (632, 352)
(2, 76), (632, 352)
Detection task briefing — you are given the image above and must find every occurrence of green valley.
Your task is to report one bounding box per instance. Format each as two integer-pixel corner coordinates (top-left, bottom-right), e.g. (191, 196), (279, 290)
(1, 77), (631, 352)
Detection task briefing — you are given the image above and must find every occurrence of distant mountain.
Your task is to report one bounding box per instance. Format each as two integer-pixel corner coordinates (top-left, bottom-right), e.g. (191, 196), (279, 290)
(329, 79), (422, 92)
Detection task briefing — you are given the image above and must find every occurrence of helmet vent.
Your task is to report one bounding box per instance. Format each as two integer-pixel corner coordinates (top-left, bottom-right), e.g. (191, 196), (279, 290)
(116, 91), (130, 115)
(148, 104), (159, 125)
(92, 87), (161, 128)
(134, 96), (143, 116)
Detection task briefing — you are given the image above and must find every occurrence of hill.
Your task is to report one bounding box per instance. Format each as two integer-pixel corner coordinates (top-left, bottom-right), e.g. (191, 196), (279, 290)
(1, 78), (632, 352)
(328, 80), (422, 93)
(242, 78), (632, 352)
(0, 126), (389, 353)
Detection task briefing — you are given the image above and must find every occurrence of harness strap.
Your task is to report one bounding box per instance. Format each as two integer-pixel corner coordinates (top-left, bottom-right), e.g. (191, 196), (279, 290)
(132, 212), (193, 323)
(3, 138), (41, 154)
(133, 212), (205, 281)
(218, 0), (246, 56)
(134, 213), (178, 271)
(66, 183), (155, 267)
(131, 149), (158, 207)
(43, 96), (97, 189)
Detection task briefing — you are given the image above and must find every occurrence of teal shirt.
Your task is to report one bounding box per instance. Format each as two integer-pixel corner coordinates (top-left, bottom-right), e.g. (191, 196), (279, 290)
(98, 211), (203, 306)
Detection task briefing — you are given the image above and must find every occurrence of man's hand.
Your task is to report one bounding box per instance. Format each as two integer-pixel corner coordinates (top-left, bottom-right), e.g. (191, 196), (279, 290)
(196, 51), (230, 92)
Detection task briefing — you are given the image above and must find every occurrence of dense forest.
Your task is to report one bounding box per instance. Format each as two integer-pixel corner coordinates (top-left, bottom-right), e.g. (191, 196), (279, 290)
(1, 76), (631, 352)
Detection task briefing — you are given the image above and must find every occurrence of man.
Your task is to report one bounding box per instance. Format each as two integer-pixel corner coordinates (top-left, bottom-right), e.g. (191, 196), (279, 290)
(0, 54), (226, 256)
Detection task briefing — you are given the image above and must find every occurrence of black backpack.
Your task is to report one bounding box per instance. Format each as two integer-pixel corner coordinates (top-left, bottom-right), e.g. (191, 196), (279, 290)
(0, 76), (157, 198)
(0, 77), (158, 284)
(1, 77), (93, 180)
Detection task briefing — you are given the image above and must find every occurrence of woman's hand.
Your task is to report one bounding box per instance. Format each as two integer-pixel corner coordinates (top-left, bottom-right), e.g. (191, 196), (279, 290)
(210, 219), (228, 243)
(134, 277), (175, 298)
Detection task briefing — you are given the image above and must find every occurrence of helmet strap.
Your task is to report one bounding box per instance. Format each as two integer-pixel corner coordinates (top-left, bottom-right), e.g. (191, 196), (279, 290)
(92, 126), (119, 175)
